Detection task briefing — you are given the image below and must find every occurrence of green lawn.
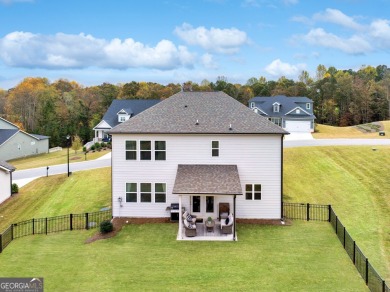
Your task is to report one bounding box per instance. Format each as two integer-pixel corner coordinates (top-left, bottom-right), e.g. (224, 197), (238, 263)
(0, 222), (366, 291)
(0, 168), (111, 231)
(8, 148), (111, 170)
(313, 121), (390, 139)
(284, 146), (390, 281)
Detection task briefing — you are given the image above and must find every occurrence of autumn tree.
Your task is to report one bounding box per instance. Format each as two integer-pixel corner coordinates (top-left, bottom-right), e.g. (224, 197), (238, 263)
(71, 135), (82, 154)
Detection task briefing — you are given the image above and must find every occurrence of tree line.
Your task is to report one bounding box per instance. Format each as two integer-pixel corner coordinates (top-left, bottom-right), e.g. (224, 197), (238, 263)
(1, 64), (389, 147)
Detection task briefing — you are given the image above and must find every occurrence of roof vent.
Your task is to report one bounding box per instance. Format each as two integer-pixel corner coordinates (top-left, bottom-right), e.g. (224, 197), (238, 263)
(195, 119), (199, 125)
(184, 105), (188, 108)
(229, 124), (233, 130)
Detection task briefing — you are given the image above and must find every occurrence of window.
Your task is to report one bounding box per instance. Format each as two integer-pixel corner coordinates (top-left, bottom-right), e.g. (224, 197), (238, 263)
(125, 141), (137, 160)
(270, 118), (281, 127)
(273, 103), (280, 113)
(192, 196), (200, 213)
(119, 116), (126, 122)
(212, 141), (219, 157)
(155, 141), (166, 160)
(126, 183), (137, 202)
(245, 184), (262, 200)
(306, 103), (311, 110)
(140, 141), (151, 160)
(155, 183), (166, 203)
(206, 196), (214, 213)
(296, 109), (301, 114)
(250, 102), (255, 108)
(140, 183), (152, 202)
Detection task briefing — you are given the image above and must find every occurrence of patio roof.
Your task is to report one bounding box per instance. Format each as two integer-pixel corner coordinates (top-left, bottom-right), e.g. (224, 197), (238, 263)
(173, 164), (243, 195)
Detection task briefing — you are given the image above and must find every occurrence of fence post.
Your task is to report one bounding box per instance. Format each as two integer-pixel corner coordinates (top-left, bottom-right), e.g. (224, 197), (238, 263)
(328, 205), (331, 222)
(335, 216), (338, 234)
(32, 218), (35, 235)
(11, 224), (14, 240)
(70, 214), (73, 231)
(353, 241), (356, 264)
(307, 203), (310, 221)
(343, 227), (346, 248)
(0, 233), (2, 253)
(85, 213), (89, 230)
(365, 258), (369, 285)
(382, 280), (385, 292)
(45, 218), (48, 235)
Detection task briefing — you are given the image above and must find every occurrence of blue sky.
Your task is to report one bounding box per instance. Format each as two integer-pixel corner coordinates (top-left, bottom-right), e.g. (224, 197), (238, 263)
(0, 0), (389, 89)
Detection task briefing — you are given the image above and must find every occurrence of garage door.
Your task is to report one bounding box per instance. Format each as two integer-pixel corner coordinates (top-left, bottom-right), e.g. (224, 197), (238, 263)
(285, 120), (311, 132)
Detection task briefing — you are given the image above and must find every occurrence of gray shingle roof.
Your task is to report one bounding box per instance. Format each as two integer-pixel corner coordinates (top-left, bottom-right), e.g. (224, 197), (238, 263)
(99, 99), (161, 129)
(0, 129), (18, 146)
(173, 164), (242, 195)
(109, 91), (288, 134)
(249, 95), (316, 119)
(0, 160), (16, 172)
(30, 134), (50, 140)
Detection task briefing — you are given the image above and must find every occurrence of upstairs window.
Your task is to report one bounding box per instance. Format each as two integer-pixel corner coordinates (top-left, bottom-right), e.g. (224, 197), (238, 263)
(273, 103), (280, 113)
(250, 102), (255, 108)
(155, 141), (166, 161)
(125, 141), (137, 160)
(140, 141), (152, 160)
(245, 184), (262, 200)
(212, 141), (219, 157)
(306, 103), (311, 110)
(119, 115), (126, 122)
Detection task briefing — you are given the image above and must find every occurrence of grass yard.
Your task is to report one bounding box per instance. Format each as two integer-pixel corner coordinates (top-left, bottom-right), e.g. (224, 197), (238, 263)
(0, 222), (366, 291)
(0, 168), (111, 231)
(8, 148), (111, 170)
(284, 146), (390, 281)
(313, 121), (390, 139)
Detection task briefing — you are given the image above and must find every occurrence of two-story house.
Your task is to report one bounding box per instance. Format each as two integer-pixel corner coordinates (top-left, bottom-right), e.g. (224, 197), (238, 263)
(249, 95), (316, 133)
(109, 91), (288, 240)
(93, 99), (161, 142)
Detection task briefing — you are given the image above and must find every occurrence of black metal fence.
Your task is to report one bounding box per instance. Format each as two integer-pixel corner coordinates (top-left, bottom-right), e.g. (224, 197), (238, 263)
(283, 202), (389, 292)
(0, 209), (111, 253)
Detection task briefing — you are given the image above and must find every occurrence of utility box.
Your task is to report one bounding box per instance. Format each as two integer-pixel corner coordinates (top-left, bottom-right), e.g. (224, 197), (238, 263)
(379, 131), (385, 136)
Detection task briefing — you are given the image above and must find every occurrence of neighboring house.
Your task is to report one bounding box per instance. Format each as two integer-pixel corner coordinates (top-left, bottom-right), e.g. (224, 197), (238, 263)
(109, 91), (288, 240)
(0, 117), (49, 161)
(249, 95), (316, 133)
(93, 99), (161, 143)
(0, 161), (15, 204)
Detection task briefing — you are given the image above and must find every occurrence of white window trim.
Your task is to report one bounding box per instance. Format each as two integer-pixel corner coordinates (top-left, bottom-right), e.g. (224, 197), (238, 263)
(125, 182), (138, 203)
(285, 106), (311, 116)
(273, 102), (280, 113)
(245, 183), (262, 200)
(252, 106), (268, 115)
(127, 140), (166, 161)
(154, 182), (167, 203)
(125, 182), (167, 203)
(306, 103), (311, 110)
(212, 140), (219, 157)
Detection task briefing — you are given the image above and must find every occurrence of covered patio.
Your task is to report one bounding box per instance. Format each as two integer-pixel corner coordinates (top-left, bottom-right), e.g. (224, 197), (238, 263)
(173, 164), (242, 241)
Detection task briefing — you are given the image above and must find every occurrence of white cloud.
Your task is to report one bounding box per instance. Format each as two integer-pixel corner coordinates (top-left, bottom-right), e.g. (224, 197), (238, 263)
(174, 23), (248, 54)
(265, 59), (306, 77)
(0, 0), (33, 4)
(0, 31), (196, 70)
(369, 19), (390, 48)
(283, 0), (298, 5)
(302, 28), (372, 54)
(200, 53), (218, 69)
(313, 8), (363, 31)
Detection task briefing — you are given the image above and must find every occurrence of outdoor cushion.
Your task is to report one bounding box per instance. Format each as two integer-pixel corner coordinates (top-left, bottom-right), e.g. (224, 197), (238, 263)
(187, 214), (193, 222)
(225, 217), (229, 225)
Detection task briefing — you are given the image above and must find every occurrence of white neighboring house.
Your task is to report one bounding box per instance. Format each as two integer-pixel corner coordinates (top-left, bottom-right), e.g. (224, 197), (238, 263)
(93, 99), (161, 143)
(249, 95), (316, 133)
(0, 161), (15, 204)
(109, 91), (288, 240)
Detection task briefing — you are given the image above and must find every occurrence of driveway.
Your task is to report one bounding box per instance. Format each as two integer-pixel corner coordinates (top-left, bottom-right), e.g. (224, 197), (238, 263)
(284, 132), (313, 141)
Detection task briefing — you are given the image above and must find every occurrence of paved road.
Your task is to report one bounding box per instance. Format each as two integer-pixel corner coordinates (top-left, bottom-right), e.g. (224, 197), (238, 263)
(13, 138), (390, 185)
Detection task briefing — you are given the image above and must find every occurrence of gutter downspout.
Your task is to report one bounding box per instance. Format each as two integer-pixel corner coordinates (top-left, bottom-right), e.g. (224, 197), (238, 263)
(233, 195), (236, 241)
(10, 171), (13, 196)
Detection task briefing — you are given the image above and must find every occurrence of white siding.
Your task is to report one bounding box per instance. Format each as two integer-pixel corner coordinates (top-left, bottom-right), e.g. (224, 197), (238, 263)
(0, 170), (11, 204)
(112, 134), (282, 219)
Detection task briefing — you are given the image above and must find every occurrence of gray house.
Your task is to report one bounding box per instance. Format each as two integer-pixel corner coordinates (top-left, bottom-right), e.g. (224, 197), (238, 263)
(249, 95), (316, 133)
(0, 161), (15, 204)
(93, 99), (161, 142)
(0, 117), (49, 161)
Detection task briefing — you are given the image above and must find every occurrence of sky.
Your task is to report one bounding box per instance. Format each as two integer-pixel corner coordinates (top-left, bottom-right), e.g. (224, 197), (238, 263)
(0, 0), (389, 89)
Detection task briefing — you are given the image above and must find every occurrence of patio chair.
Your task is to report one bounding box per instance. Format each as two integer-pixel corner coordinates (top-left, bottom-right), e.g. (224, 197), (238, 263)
(220, 214), (234, 234)
(219, 203), (230, 221)
(182, 211), (197, 224)
(183, 218), (197, 237)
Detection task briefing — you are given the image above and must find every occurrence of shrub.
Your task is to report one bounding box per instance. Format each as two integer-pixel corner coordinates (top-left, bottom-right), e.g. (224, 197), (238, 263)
(100, 220), (113, 234)
(101, 142), (106, 148)
(82, 146), (87, 152)
(12, 183), (19, 194)
(90, 145), (95, 151)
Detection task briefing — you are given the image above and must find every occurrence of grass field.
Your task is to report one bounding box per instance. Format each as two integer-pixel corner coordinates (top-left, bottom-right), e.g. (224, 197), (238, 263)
(284, 146), (390, 281)
(8, 148), (111, 170)
(0, 168), (111, 231)
(313, 121), (390, 139)
(0, 222), (366, 291)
